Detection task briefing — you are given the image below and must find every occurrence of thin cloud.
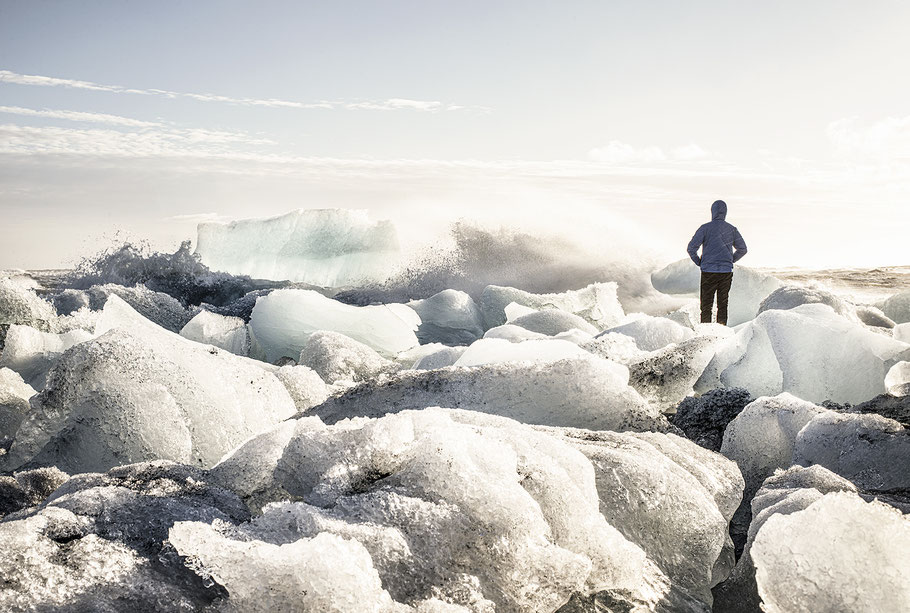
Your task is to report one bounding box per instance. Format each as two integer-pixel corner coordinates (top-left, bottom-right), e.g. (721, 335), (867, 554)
(589, 140), (715, 164)
(0, 69), (483, 113)
(0, 105), (161, 127)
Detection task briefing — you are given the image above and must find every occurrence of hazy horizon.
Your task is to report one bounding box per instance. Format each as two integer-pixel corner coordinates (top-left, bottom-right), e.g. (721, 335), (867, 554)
(2, 1), (909, 270)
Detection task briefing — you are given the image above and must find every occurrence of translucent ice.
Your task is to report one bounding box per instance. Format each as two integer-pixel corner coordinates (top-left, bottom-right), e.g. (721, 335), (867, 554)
(179, 310), (250, 356)
(885, 360), (910, 396)
(650, 260), (782, 326)
(213, 408), (648, 610)
(894, 322), (910, 343)
(298, 330), (401, 384)
(545, 427), (744, 605)
(169, 522), (404, 613)
(408, 289), (484, 345)
(0, 277), (57, 333)
(249, 289), (420, 362)
(0, 324), (94, 390)
(311, 357), (666, 432)
(712, 465), (858, 613)
(720, 394), (827, 503)
(881, 288), (910, 324)
(509, 310), (599, 336)
(756, 285), (853, 318)
(483, 323), (548, 343)
(274, 365), (330, 412)
(752, 492), (910, 613)
(0, 368), (35, 451)
(1, 296), (297, 473)
(627, 334), (728, 412)
(698, 304), (910, 404)
(409, 345), (467, 370)
(479, 283), (624, 330)
(599, 315), (695, 352)
(86, 283), (198, 332)
(452, 337), (590, 367)
(196, 208), (401, 286)
(794, 410), (910, 491)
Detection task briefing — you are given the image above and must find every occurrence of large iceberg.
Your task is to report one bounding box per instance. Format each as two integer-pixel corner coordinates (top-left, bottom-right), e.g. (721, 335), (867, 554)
(195, 209), (401, 286)
(650, 260), (782, 326)
(0, 296), (297, 473)
(697, 304), (910, 404)
(249, 289), (420, 362)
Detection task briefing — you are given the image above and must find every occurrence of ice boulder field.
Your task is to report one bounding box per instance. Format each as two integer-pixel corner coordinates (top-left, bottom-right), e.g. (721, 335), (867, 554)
(1, 209), (909, 613)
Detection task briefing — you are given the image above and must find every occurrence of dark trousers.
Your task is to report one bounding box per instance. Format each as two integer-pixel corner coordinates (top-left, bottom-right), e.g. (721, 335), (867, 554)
(700, 272), (734, 325)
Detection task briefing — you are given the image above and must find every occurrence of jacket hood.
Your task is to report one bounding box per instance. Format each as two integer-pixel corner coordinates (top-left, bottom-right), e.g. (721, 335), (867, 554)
(711, 200), (727, 221)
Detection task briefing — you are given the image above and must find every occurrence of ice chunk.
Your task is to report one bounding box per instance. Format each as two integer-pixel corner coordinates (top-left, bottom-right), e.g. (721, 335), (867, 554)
(504, 301), (538, 321)
(179, 310), (250, 356)
(794, 410), (910, 491)
(698, 304), (910, 404)
(86, 283), (197, 332)
(214, 408), (647, 610)
(881, 288), (910, 324)
(510, 309), (599, 336)
(0, 461), (251, 611)
(408, 345), (467, 370)
(599, 315), (695, 352)
(720, 394), (827, 503)
(712, 465), (857, 613)
(274, 365), (329, 412)
(650, 260), (782, 326)
(452, 337), (590, 367)
(0, 466), (68, 518)
(626, 335), (727, 412)
(311, 357), (667, 432)
(298, 330), (401, 384)
(580, 332), (649, 365)
(885, 360), (910, 396)
(249, 289), (420, 362)
(479, 283), (625, 330)
(547, 427), (744, 605)
(664, 302), (700, 329)
(1, 296), (297, 473)
(0, 325), (94, 390)
(408, 289), (484, 345)
(169, 523), (403, 613)
(196, 208), (401, 286)
(751, 492), (910, 613)
(895, 322), (910, 343)
(757, 284), (853, 318)
(483, 323), (547, 342)
(0, 277), (57, 334)
(0, 368), (36, 451)
(855, 304), (895, 328)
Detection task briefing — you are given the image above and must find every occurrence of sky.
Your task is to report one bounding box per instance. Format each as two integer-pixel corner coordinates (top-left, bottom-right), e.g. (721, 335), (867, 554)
(1, 0), (909, 270)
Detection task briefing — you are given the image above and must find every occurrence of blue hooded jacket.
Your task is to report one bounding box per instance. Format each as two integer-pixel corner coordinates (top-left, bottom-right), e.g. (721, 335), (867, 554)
(687, 200), (747, 273)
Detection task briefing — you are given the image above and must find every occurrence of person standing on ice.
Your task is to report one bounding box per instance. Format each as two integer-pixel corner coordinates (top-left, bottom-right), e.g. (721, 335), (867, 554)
(686, 199), (747, 325)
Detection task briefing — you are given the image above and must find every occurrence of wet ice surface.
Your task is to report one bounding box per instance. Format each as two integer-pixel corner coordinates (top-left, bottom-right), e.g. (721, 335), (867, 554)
(3, 217), (910, 612)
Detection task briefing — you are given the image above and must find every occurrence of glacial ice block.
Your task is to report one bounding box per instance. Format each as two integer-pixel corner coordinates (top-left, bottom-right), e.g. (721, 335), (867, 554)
(311, 356), (666, 432)
(0, 367), (35, 451)
(0, 277), (57, 333)
(179, 310), (250, 356)
(881, 288), (910, 324)
(756, 285), (853, 318)
(208, 407), (647, 610)
(249, 289), (420, 362)
(698, 304), (910, 404)
(885, 360), (910, 396)
(599, 315), (695, 352)
(751, 492), (910, 613)
(298, 330), (400, 384)
(452, 337), (591, 367)
(650, 260), (782, 326)
(0, 325), (95, 390)
(509, 309), (599, 336)
(479, 283), (625, 330)
(408, 289), (484, 345)
(0, 296), (297, 473)
(195, 208), (401, 286)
